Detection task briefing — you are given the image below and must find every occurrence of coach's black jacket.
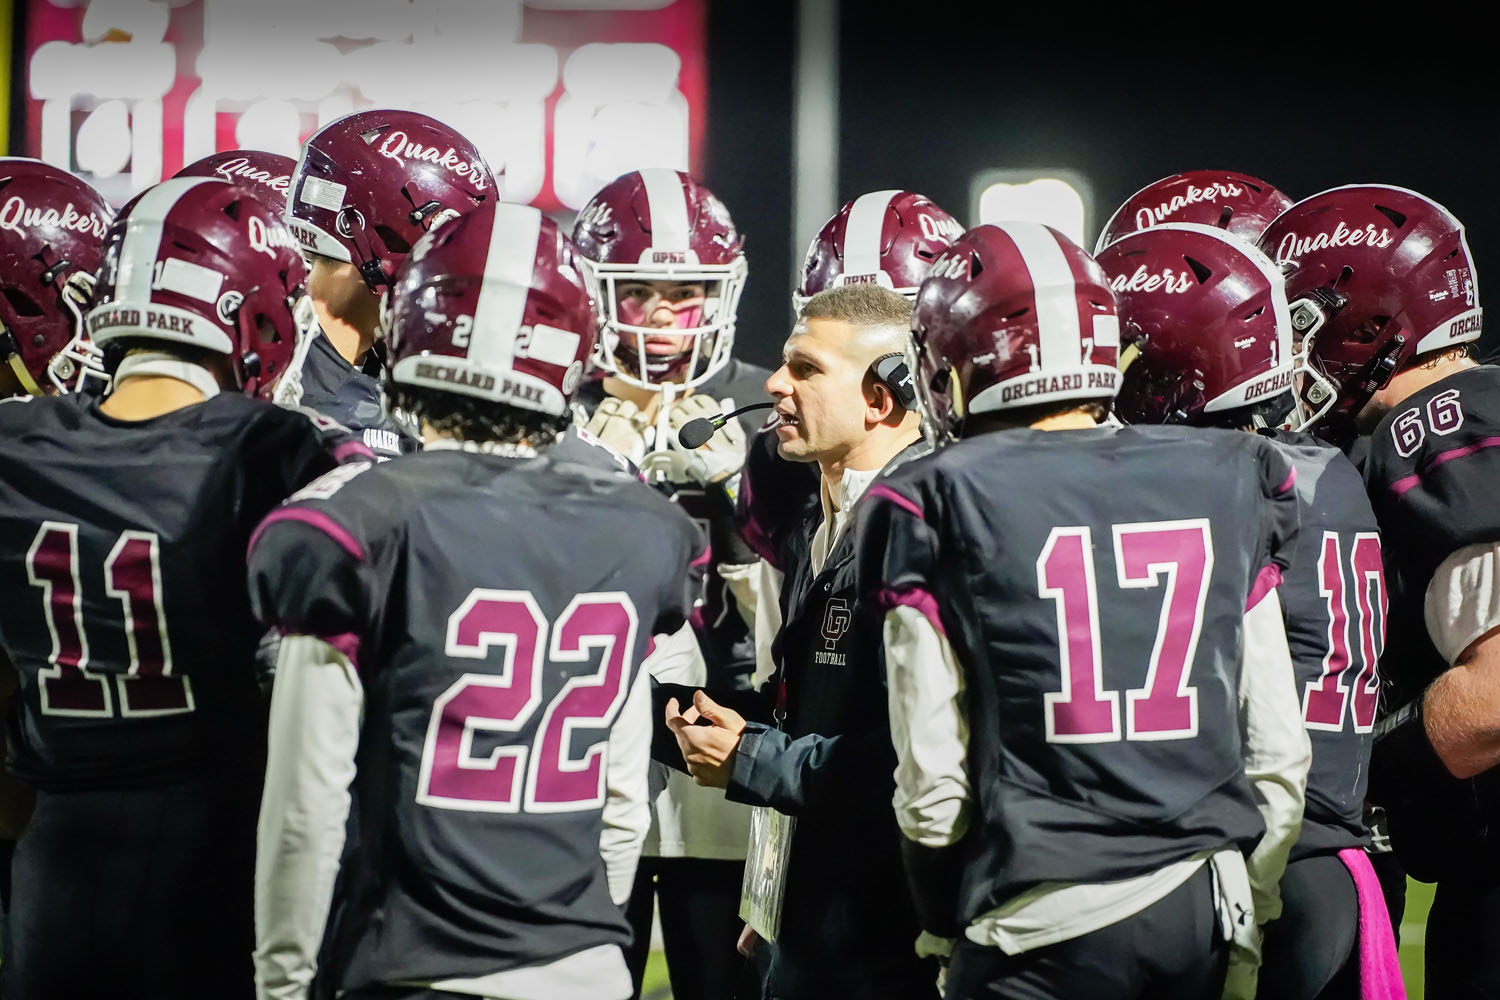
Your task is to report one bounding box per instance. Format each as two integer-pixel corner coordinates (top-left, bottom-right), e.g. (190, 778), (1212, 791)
(657, 438), (936, 1000)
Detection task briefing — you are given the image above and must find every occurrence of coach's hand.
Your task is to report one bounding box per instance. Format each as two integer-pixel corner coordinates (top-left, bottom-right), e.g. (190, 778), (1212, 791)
(664, 690), (747, 789)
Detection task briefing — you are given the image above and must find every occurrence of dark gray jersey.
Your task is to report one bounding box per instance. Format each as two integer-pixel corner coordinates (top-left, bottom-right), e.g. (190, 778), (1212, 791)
(247, 447), (700, 990)
(857, 424), (1298, 923)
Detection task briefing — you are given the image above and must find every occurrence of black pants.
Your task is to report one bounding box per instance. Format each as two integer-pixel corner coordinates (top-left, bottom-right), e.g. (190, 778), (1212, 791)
(1257, 853), (1360, 1000)
(624, 855), (761, 1000)
(3, 780), (258, 1000)
(1425, 874), (1500, 998)
(944, 864), (1227, 1000)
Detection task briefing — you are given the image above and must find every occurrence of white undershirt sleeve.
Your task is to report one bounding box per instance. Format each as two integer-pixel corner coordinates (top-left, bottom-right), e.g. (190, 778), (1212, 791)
(1425, 542), (1500, 666)
(882, 605), (972, 848)
(254, 635), (364, 1000)
(599, 640), (661, 905)
(1237, 590), (1311, 925)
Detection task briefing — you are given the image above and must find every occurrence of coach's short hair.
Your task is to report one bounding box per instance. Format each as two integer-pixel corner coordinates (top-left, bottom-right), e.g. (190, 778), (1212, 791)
(798, 284), (912, 329)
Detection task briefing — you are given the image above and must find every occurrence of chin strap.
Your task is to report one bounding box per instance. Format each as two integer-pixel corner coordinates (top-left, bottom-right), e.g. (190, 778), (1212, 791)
(111, 352), (221, 399)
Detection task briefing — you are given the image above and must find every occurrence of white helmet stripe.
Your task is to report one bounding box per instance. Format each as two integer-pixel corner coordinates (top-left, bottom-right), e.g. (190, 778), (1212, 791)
(639, 168), (691, 252)
(841, 189), (902, 279)
(118, 178), (214, 303)
(471, 202), (544, 370)
(1001, 222), (1081, 371)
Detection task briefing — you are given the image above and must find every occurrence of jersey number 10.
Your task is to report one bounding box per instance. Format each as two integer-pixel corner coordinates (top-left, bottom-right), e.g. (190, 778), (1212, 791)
(26, 522), (193, 719)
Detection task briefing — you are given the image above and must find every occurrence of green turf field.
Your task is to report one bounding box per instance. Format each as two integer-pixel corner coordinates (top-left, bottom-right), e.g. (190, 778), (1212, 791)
(1401, 877), (1436, 998)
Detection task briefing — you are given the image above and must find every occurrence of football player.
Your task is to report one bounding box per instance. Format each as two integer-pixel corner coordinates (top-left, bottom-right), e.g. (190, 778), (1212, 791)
(0, 157), (114, 397)
(854, 222), (1312, 1000)
(0, 177), (370, 1000)
(176, 147), (295, 207)
(280, 109), (494, 457)
(571, 168), (769, 999)
(1261, 185), (1497, 996)
(248, 201), (699, 1000)
(1096, 169), (1292, 252)
(1098, 223), (1398, 999)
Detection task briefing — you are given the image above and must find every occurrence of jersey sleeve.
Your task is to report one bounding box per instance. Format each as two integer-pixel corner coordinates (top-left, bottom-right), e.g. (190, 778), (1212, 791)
(246, 466), (381, 664)
(656, 505), (707, 639)
(1249, 438), (1301, 609)
(853, 473), (943, 620)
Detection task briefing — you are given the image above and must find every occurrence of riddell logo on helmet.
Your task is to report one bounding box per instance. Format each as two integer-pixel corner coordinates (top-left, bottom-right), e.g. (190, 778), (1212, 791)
(1132, 182), (1244, 229)
(376, 131), (486, 189)
(1109, 265), (1194, 295)
(1274, 222), (1394, 264)
(0, 196), (109, 239)
(215, 157), (290, 193)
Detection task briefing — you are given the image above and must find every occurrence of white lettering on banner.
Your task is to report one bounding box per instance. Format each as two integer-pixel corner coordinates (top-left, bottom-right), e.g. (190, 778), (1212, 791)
(1275, 222), (1394, 264)
(377, 131), (486, 190)
(0, 196), (110, 239)
(1132, 182), (1245, 229)
(1109, 265), (1194, 295)
(214, 157), (290, 193)
(918, 213), (964, 242)
(246, 216), (301, 259)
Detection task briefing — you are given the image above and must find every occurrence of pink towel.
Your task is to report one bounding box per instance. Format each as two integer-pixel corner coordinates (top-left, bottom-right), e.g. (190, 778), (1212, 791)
(1337, 848), (1407, 999)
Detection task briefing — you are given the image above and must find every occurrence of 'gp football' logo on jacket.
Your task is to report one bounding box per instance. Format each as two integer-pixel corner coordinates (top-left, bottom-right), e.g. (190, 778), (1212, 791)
(818, 597), (851, 664)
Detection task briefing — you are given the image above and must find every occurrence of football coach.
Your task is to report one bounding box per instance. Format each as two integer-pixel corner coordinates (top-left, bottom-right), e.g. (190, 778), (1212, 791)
(661, 284), (938, 1000)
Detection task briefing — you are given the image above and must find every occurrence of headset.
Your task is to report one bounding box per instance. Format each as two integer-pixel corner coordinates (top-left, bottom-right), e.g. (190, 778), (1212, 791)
(871, 352), (917, 410)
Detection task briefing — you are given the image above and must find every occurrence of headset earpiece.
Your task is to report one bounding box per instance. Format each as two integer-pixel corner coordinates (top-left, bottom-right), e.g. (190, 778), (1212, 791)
(872, 352), (917, 410)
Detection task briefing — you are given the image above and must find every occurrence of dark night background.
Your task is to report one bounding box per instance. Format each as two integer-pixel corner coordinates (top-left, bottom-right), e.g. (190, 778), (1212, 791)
(705, 8), (1498, 371)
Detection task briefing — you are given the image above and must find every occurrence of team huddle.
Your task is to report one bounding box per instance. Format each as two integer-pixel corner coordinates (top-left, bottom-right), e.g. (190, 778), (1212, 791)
(0, 107), (1493, 1000)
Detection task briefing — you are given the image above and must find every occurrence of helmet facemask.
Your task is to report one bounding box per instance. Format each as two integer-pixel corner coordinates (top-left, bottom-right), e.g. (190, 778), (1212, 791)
(585, 256), (746, 389)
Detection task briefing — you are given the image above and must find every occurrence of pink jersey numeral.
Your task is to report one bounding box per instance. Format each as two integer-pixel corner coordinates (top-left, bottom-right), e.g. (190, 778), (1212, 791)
(417, 590), (637, 813)
(26, 523), (191, 719)
(1301, 531), (1385, 733)
(1038, 520), (1213, 744)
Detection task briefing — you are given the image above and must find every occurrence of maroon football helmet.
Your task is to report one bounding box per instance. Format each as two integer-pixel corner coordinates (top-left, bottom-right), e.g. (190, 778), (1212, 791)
(287, 110), (494, 292)
(572, 168), (746, 389)
(176, 149), (296, 209)
(388, 201), (597, 418)
(1097, 223), (1294, 426)
(87, 177), (310, 397)
(1096, 171), (1293, 252)
(0, 157), (114, 396)
(793, 190), (963, 314)
(911, 222), (1120, 443)
(1257, 184), (1482, 434)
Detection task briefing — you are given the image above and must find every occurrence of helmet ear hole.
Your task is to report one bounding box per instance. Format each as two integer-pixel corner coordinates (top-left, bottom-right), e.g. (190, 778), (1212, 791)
(255, 313), (280, 346)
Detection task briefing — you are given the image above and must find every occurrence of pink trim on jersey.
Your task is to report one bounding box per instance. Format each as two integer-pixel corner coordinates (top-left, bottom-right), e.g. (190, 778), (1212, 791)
(876, 587), (946, 636)
(1336, 848), (1407, 999)
(249, 507), (366, 563)
(1277, 465), (1298, 495)
(867, 484), (924, 520)
(1388, 435), (1500, 497)
(289, 630), (363, 672)
(1245, 563), (1284, 611)
(332, 440), (376, 464)
(691, 544), (712, 570)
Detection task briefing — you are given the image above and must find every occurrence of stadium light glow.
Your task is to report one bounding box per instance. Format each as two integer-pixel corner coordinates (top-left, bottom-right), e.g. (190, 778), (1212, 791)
(973, 171), (1093, 248)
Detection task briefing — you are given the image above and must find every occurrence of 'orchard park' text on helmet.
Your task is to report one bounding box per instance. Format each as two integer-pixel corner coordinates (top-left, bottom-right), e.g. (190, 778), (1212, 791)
(87, 177), (311, 398)
(388, 201), (597, 418)
(911, 222), (1120, 445)
(1097, 223), (1293, 427)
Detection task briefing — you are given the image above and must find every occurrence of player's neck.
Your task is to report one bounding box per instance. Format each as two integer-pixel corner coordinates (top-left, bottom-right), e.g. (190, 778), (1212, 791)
(313, 297), (376, 367)
(1030, 410), (1099, 431)
(1384, 354), (1478, 406)
(818, 423), (920, 493)
(99, 375), (210, 420)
